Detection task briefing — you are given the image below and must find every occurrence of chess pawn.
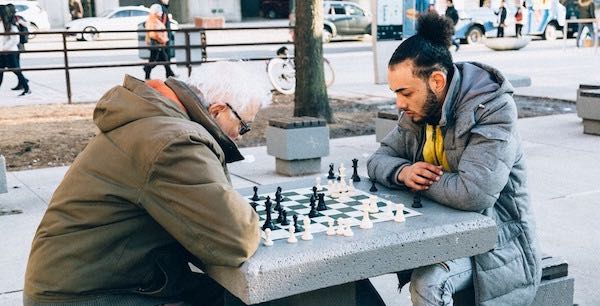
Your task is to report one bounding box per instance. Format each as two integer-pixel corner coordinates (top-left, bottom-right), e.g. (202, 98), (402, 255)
(360, 210), (373, 229)
(263, 228), (274, 246)
(361, 199), (370, 212)
(344, 220), (354, 237)
(326, 219), (336, 236)
(336, 218), (346, 236)
(339, 162), (346, 178)
(395, 204), (406, 223)
(327, 180), (333, 192)
(316, 176), (322, 191)
(347, 180), (356, 196)
(301, 216), (313, 240)
(330, 182), (339, 198)
(385, 203), (395, 218)
(287, 226), (298, 243)
(369, 195), (379, 213)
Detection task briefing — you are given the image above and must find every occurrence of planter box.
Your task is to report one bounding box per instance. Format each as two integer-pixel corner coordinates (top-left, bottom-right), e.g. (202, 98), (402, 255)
(266, 117), (329, 176)
(194, 16), (225, 29)
(0, 155), (7, 194)
(576, 84), (600, 135)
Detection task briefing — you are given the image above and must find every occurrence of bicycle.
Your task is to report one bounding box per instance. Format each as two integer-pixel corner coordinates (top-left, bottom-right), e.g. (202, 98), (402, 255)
(266, 46), (335, 95)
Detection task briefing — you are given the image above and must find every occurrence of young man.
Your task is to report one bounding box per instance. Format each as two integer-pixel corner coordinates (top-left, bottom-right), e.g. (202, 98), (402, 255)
(367, 14), (541, 305)
(24, 62), (270, 306)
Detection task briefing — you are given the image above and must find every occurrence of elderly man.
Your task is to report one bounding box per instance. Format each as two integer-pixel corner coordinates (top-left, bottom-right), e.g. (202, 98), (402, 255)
(24, 62), (270, 306)
(367, 14), (541, 305)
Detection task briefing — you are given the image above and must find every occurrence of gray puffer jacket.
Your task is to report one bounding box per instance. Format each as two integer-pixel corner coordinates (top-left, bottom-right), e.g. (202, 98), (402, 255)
(368, 62), (541, 305)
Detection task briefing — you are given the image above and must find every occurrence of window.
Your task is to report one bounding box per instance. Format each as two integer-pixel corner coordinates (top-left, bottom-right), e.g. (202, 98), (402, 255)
(112, 10), (131, 18)
(14, 5), (27, 12)
(332, 5), (345, 15)
(345, 4), (364, 16)
(130, 10), (149, 17)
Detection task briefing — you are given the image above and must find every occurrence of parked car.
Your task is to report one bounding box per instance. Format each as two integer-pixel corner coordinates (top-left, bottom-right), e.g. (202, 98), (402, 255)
(0, 0), (51, 33)
(454, 8), (497, 44)
(290, 0), (372, 43)
(65, 6), (178, 41)
(260, 0), (290, 19)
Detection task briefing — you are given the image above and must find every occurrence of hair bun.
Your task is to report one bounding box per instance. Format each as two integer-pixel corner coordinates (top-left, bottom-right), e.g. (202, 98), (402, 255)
(416, 12), (454, 47)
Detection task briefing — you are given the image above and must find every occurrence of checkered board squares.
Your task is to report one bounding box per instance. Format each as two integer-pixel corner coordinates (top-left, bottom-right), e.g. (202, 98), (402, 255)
(247, 186), (421, 241)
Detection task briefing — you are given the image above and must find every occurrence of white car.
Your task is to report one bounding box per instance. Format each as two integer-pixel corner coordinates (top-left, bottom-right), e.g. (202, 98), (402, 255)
(65, 6), (178, 41)
(0, 0), (51, 32)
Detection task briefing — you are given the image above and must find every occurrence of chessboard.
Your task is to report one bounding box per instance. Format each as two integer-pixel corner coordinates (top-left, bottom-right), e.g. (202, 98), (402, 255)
(246, 186), (421, 241)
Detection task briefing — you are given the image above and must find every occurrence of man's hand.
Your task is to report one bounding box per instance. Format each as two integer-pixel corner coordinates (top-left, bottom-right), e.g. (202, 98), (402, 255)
(398, 162), (443, 191)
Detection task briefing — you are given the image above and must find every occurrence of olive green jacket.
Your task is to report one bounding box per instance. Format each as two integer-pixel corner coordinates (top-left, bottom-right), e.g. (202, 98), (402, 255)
(24, 76), (260, 304)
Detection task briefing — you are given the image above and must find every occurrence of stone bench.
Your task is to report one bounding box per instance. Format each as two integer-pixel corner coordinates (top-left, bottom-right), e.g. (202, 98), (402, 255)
(453, 255), (574, 306)
(576, 84), (600, 135)
(266, 117), (329, 176)
(375, 111), (399, 142)
(0, 155), (7, 194)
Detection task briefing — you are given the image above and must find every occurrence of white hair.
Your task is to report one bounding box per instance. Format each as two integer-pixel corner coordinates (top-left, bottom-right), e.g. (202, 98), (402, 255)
(186, 61), (271, 114)
(149, 4), (163, 15)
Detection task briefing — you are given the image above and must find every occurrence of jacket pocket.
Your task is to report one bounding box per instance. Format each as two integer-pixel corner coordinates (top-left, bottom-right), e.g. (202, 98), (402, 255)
(471, 126), (510, 142)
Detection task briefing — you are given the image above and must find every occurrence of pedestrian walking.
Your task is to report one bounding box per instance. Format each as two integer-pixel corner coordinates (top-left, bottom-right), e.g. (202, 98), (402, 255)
(143, 4), (174, 80)
(6, 3), (29, 91)
(495, 0), (507, 37)
(69, 0), (83, 20)
(576, 0), (596, 47)
(444, 0), (460, 51)
(0, 4), (30, 96)
(515, 2), (525, 37)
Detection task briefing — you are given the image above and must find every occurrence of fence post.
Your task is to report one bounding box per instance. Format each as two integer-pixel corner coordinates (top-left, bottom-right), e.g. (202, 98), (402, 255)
(200, 30), (207, 62)
(185, 30), (192, 77)
(62, 33), (73, 104)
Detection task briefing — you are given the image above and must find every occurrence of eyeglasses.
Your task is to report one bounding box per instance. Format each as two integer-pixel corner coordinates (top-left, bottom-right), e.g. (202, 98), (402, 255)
(226, 103), (251, 136)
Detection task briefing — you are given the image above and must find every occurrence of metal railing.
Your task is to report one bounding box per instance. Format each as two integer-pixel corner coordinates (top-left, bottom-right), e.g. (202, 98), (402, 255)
(0, 26), (293, 103)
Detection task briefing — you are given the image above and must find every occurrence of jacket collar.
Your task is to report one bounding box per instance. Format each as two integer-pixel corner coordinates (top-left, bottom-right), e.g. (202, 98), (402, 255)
(165, 78), (245, 163)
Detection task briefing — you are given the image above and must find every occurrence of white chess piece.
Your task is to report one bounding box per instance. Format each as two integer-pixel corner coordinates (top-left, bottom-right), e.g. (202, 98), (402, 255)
(344, 220), (354, 237)
(369, 195), (379, 213)
(327, 180), (333, 191)
(316, 176), (322, 190)
(347, 180), (356, 195)
(336, 218), (346, 235)
(360, 210), (373, 229)
(361, 199), (370, 212)
(326, 219), (336, 235)
(301, 216), (314, 240)
(330, 181), (339, 198)
(287, 226), (298, 243)
(385, 203), (395, 218)
(263, 228), (274, 246)
(339, 162), (346, 178)
(394, 204), (406, 223)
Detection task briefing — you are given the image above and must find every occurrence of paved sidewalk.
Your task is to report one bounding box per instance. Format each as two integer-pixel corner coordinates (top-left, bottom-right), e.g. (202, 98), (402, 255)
(1, 113), (599, 305)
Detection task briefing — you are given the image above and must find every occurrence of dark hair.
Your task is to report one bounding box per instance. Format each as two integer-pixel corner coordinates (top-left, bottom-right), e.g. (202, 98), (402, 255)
(388, 13), (454, 81)
(0, 5), (12, 33)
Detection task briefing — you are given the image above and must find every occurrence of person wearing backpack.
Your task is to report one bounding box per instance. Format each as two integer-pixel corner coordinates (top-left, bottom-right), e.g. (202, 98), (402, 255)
(7, 3), (29, 91)
(0, 4), (30, 96)
(515, 2), (525, 37)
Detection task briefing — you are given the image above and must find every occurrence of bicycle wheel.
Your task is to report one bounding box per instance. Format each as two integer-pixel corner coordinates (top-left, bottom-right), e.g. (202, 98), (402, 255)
(267, 58), (296, 95)
(323, 58), (335, 88)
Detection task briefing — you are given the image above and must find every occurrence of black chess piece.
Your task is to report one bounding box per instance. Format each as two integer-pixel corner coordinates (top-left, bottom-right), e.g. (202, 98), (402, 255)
(316, 193), (328, 211)
(293, 214), (303, 232)
(351, 158), (361, 182)
(369, 179), (378, 192)
(274, 192), (282, 212)
(412, 191), (423, 208)
(312, 186), (318, 199)
(262, 197), (275, 230)
(251, 186), (260, 201)
(276, 207), (284, 224)
(327, 163), (336, 179)
(281, 210), (290, 226)
(308, 195), (319, 218)
(250, 201), (258, 212)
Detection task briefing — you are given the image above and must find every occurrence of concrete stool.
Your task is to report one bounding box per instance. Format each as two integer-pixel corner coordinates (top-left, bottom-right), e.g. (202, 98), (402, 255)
(0, 155), (7, 194)
(375, 111), (399, 142)
(266, 117), (329, 176)
(483, 37), (531, 51)
(453, 255), (574, 306)
(576, 84), (600, 135)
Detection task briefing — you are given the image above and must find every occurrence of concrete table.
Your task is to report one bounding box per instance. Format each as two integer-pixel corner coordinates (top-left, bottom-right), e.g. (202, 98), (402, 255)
(205, 177), (497, 305)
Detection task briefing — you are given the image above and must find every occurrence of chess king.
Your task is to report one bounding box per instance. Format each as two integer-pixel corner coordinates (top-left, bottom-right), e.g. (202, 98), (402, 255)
(367, 13), (541, 306)
(24, 62), (270, 305)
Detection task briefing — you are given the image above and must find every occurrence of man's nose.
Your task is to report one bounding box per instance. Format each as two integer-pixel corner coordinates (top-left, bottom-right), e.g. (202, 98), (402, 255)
(396, 97), (407, 110)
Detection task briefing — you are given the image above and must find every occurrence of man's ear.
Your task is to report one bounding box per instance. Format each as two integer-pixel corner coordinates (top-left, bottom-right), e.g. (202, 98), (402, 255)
(207, 102), (227, 118)
(428, 71), (447, 96)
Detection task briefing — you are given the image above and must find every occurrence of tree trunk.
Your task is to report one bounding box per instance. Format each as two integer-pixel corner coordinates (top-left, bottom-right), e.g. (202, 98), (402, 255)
(293, 0), (333, 123)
